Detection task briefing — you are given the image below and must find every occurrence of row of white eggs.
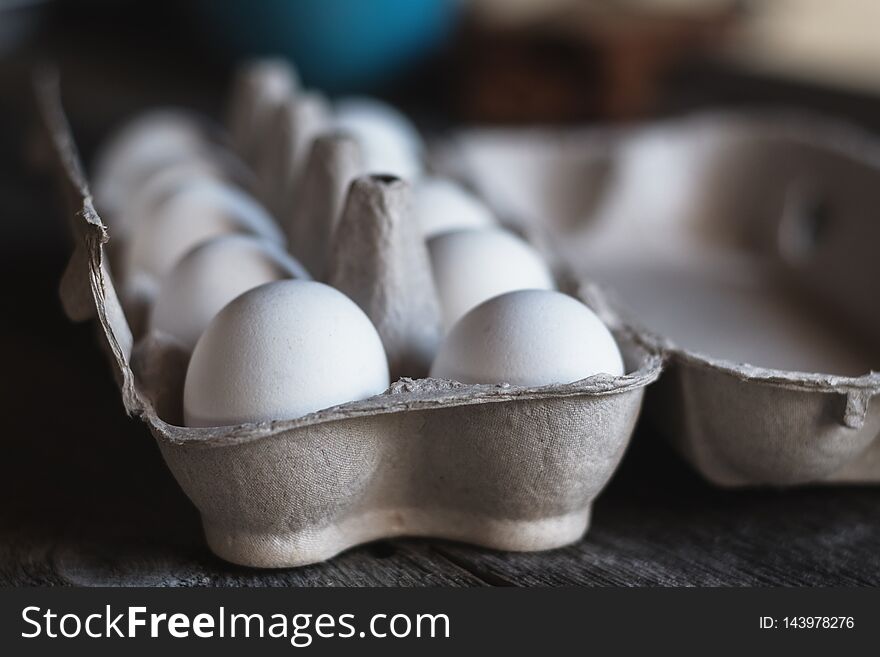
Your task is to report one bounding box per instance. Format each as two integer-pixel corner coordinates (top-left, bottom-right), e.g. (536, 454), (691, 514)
(92, 60), (624, 428)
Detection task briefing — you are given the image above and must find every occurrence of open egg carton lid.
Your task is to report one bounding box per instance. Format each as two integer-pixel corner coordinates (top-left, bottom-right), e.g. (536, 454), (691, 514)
(35, 67), (661, 569)
(435, 111), (880, 485)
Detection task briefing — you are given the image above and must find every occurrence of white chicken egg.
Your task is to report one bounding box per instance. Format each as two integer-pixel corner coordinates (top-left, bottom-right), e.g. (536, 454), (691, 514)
(414, 177), (496, 238)
(334, 97), (422, 180)
(123, 180), (284, 300)
(149, 235), (310, 351)
(184, 280), (390, 427)
(430, 289), (625, 386)
(92, 109), (213, 219)
(114, 159), (231, 245)
(428, 227), (555, 329)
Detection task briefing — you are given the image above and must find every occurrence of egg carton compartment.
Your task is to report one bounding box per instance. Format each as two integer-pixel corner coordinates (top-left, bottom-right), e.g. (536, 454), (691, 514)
(37, 73), (661, 568)
(441, 113), (880, 486)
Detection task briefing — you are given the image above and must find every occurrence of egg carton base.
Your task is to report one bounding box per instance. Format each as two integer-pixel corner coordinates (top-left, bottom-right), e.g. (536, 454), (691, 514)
(203, 507), (592, 568)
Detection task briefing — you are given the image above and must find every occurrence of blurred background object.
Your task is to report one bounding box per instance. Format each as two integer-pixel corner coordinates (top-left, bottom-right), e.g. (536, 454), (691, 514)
(4, 1), (880, 127)
(724, 0), (880, 94)
(195, 0), (458, 92)
(454, 0), (740, 122)
(0, 0), (47, 57)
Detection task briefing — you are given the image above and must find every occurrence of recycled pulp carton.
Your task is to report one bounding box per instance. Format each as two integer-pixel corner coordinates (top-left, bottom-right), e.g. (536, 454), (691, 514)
(39, 64), (880, 567)
(37, 74), (660, 568)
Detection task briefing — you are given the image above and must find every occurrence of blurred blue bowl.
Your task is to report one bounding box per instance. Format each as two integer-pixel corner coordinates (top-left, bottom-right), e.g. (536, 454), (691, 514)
(198, 0), (457, 92)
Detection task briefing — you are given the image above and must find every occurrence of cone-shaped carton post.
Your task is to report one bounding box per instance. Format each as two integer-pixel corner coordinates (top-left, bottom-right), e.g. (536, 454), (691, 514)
(257, 92), (330, 217)
(226, 59), (298, 166)
(286, 134), (364, 280)
(327, 175), (443, 380)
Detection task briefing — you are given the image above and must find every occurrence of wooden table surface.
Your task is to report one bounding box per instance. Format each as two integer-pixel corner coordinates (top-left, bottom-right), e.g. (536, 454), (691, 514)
(2, 14), (880, 587)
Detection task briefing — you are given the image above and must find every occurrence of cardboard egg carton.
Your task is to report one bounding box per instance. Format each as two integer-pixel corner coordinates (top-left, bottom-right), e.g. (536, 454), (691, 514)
(440, 113), (880, 486)
(39, 62), (880, 568)
(36, 72), (660, 568)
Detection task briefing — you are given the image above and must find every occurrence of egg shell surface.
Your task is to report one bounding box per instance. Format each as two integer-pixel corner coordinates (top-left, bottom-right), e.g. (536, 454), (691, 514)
(93, 110), (211, 217)
(414, 177), (496, 238)
(184, 280), (390, 427)
(428, 227), (555, 329)
(335, 97), (422, 179)
(430, 289), (625, 386)
(124, 180), (284, 289)
(114, 159), (232, 244)
(150, 235), (310, 351)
